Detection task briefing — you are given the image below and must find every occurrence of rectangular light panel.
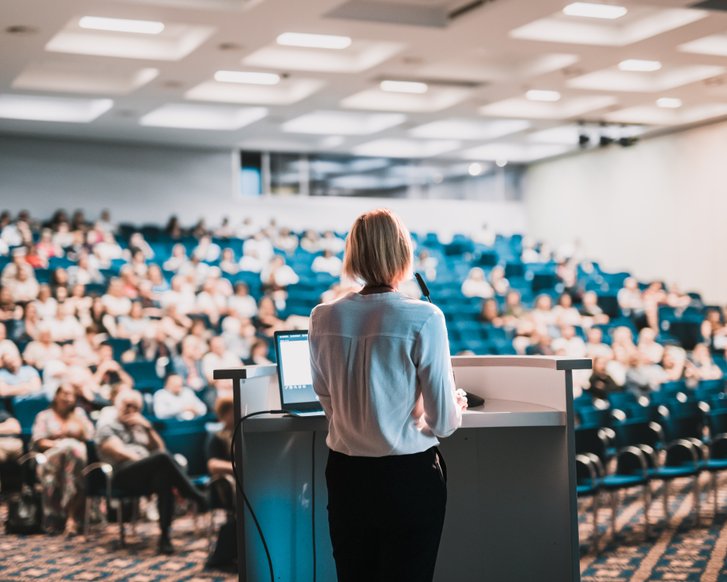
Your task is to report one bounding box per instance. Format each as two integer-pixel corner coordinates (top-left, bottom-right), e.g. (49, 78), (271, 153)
(0, 94), (113, 122)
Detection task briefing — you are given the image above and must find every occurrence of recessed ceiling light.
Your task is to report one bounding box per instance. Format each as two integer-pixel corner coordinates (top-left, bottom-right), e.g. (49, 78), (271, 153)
(562, 2), (628, 20)
(78, 16), (165, 35)
(656, 97), (682, 109)
(140, 104), (267, 130)
(276, 32), (352, 50)
(380, 80), (428, 94)
(526, 89), (561, 102)
(618, 59), (662, 72)
(468, 162), (485, 176)
(496, 160), (508, 168)
(0, 94), (113, 122)
(214, 70), (281, 85)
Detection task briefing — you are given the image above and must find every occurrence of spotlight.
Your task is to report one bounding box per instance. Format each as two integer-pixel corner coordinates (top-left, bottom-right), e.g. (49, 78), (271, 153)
(599, 135), (614, 147)
(618, 136), (638, 147)
(578, 134), (590, 148)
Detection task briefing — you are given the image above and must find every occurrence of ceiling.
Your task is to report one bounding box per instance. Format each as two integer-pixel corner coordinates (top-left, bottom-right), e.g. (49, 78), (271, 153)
(1, 0), (727, 163)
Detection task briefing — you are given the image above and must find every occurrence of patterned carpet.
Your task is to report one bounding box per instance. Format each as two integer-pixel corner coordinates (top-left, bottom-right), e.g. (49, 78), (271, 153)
(580, 475), (727, 581)
(1, 476), (726, 581)
(0, 508), (235, 582)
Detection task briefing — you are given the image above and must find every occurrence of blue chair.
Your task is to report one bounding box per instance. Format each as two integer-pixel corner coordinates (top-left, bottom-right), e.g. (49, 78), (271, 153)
(652, 440), (703, 525)
(705, 435), (727, 515)
(123, 360), (163, 392)
(708, 410), (727, 439)
(601, 446), (652, 540)
(11, 394), (50, 444)
(576, 454), (602, 551)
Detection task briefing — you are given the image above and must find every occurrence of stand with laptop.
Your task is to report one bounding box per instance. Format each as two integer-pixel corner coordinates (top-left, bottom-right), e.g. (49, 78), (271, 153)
(214, 345), (588, 582)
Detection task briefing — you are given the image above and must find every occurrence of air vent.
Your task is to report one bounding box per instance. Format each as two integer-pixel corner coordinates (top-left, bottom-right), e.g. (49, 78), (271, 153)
(691, 0), (727, 10)
(326, 0), (496, 29)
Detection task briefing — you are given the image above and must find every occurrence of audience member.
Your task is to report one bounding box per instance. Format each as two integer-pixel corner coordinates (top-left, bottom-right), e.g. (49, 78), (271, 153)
(95, 390), (207, 554)
(31, 384), (94, 535)
(0, 353), (42, 397)
(153, 374), (207, 420)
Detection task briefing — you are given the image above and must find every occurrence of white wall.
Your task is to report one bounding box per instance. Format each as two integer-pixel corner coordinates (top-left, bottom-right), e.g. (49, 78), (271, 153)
(0, 135), (527, 237)
(0, 135), (237, 224)
(524, 119), (727, 303)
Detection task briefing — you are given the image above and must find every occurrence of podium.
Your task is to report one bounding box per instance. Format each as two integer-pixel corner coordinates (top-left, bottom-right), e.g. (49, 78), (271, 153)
(214, 355), (590, 582)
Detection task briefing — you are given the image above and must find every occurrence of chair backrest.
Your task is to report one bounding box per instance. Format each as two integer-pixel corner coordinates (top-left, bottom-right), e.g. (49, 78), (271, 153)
(709, 411), (727, 437)
(575, 427), (607, 463)
(664, 414), (703, 442)
(158, 424), (210, 476)
(615, 448), (646, 477)
(11, 394), (50, 431)
(613, 420), (661, 450)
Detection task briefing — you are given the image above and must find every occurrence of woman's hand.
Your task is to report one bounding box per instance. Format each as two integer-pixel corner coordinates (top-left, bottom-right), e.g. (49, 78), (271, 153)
(455, 389), (469, 411)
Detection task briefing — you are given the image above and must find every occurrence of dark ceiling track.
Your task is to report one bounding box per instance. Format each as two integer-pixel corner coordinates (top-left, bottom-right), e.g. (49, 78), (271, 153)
(449, 0), (495, 21)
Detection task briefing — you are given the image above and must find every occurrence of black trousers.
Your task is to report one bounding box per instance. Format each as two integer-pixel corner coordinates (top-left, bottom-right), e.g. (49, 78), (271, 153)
(325, 447), (447, 582)
(112, 451), (203, 538)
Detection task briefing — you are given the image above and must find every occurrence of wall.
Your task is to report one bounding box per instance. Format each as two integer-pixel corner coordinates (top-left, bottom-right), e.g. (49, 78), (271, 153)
(0, 135), (527, 237)
(0, 135), (237, 224)
(523, 119), (727, 303)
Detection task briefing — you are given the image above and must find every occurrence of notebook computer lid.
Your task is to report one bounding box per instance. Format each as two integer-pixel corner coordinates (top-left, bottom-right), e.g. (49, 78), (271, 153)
(273, 330), (322, 413)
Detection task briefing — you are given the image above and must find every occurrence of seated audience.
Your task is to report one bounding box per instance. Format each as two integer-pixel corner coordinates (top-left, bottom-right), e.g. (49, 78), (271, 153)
(153, 373), (207, 420)
(686, 343), (723, 385)
(479, 299), (503, 327)
(0, 353), (42, 397)
(586, 357), (623, 400)
(95, 390), (207, 554)
(311, 250), (343, 277)
(461, 267), (494, 299)
(31, 384), (94, 535)
(206, 395), (237, 572)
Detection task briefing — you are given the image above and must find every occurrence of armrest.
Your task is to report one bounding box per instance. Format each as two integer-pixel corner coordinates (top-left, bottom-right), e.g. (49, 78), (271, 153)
(582, 452), (606, 477)
(576, 454), (599, 483)
(635, 444), (659, 469)
(665, 439), (701, 468)
(18, 451), (46, 467)
(615, 445), (649, 479)
(173, 453), (188, 471)
(82, 462), (114, 478)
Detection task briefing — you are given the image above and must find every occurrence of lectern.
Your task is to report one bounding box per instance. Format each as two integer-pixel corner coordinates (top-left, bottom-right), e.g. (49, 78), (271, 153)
(214, 355), (590, 582)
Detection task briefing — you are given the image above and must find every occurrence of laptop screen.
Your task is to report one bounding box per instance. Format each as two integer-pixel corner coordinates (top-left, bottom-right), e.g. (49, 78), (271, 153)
(274, 331), (319, 407)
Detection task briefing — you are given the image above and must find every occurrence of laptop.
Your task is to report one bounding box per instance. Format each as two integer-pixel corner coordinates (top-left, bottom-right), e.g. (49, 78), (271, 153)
(273, 330), (325, 416)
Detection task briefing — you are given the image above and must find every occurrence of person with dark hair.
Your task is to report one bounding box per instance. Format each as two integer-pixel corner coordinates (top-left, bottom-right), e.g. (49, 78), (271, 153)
(95, 390), (207, 554)
(32, 383), (94, 535)
(205, 395), (237, 572)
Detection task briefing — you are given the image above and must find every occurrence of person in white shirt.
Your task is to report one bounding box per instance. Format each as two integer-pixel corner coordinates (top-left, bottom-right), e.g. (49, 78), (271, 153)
(201, 336), (242, 391)
(0, 322), (19, 361)
(192, 235), (221, 263)
(102, 279), (132, 317)
(261, 255), (299, 290)
(309, 208), (466, 582)
(243, 233), (274, 264)
(47, 302), (84, 343)
(23, 328), (63, 370)
(238, 249), (264, 274)
(551, 325), (587, 358)
(227, 283), (258, 319)
(34, 285), (58, 320)
(311, 250), (343, 277)
(461, 267), (494, 299)
(319, 230), (345, 255)
(153, 373), (207, 420)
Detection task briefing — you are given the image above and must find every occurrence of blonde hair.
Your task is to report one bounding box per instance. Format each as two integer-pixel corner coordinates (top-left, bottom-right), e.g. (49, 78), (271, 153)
(342, 209), (413, 286)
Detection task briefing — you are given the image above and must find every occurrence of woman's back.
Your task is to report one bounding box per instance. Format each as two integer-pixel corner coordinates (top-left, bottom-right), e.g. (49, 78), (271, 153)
(310, 290), (460, 457)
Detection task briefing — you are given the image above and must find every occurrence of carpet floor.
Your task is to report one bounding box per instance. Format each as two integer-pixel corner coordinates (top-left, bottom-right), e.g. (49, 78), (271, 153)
(0, 476), (726, 580)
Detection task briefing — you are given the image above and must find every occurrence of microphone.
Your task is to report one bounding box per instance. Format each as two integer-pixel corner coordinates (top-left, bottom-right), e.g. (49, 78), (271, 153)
(414, 272), (431, 303)
(413, 272), (486, 409)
